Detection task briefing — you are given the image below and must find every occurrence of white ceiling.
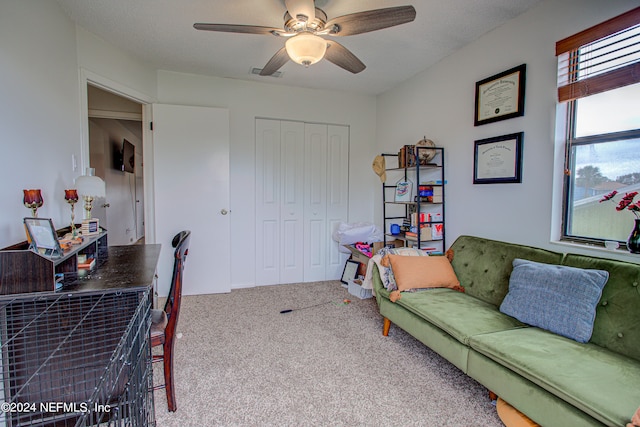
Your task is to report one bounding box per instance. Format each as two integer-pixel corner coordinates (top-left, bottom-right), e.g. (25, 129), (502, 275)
(55, 0), (542, 95)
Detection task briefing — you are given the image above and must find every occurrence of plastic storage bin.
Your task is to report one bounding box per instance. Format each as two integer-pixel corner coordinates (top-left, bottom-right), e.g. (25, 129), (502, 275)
(348, 279), (373, 299)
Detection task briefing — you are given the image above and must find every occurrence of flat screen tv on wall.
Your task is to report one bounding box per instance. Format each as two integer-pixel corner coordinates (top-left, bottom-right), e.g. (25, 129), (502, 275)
(120, 139), (135, 173)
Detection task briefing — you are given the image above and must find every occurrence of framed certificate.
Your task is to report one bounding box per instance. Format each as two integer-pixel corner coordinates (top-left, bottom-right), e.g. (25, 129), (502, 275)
(474, 64), (526, 126)
(473, 133), (523, 184)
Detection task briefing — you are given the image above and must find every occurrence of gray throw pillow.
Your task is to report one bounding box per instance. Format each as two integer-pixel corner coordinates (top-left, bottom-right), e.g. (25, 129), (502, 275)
(499, 258), (609, 343)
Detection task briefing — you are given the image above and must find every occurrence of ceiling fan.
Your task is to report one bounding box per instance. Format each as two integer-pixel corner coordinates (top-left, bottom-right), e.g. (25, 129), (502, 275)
(193, 0), (416, 76)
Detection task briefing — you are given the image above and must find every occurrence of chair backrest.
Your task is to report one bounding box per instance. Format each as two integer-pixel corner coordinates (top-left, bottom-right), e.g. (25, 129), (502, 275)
(163, 231), (191, 333)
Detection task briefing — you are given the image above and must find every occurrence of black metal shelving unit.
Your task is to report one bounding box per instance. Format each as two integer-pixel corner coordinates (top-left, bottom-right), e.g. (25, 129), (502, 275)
(382, 146), (445, 251)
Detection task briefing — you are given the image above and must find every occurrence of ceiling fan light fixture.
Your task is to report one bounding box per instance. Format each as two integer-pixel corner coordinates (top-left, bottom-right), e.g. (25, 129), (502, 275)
(285, 33), (327, 67)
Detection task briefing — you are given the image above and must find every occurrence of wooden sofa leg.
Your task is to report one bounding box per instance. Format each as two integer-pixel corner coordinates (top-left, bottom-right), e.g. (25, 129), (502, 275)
(383, 317), (391, 336)
(489, 391), (498, 401)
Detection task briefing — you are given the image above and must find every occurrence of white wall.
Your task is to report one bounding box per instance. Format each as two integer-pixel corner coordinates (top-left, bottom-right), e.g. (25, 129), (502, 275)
(375, 0), (640, 262)
(0, 1), (157, 250)
(0, 0), (81, 245)
(156, 71), (378, 288)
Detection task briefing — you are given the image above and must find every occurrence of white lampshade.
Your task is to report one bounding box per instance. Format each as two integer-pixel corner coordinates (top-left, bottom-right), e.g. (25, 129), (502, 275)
(285, 33), (327, 67)
(75, 168), (106, 198)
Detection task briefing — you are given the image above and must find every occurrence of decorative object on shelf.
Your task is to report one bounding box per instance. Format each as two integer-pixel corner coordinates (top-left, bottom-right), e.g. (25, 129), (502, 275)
(415, 137), (436, 164)
(599, 190), (640, 253)
(23, 189), (43, 217)
(75, 168), (106, 236)
(474, 64), (526, 126)
(398, 144), (416, 168)
(64, 189), (79, 237)
(473, 132), (523, 184)
(394, 179), (413, 202)
(372, 155), (386, 182)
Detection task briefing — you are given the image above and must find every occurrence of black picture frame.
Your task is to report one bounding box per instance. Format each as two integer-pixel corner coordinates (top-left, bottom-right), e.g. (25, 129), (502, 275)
(23, 217), (64, 257)
(473, 132), (524, 184)
(341, 259), (360, 284)
(474, 64), (526, 126)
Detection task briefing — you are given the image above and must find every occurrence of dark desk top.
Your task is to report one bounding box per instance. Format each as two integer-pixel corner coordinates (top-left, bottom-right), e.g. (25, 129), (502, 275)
(61, 244), (161, 292)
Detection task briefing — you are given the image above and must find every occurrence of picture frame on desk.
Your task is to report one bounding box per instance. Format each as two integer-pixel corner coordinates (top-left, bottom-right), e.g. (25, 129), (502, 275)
(23, 217), (64, 258)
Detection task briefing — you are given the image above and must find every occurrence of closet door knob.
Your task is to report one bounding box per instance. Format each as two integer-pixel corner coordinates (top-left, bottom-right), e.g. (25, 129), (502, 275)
(220, 209), (228, 215)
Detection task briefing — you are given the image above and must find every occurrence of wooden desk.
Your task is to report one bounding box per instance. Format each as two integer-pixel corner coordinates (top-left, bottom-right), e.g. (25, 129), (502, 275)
(61, 243), (161, 294)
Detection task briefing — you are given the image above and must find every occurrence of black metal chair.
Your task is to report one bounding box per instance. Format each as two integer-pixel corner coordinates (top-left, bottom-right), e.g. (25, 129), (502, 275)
(150, 230), (191, 412)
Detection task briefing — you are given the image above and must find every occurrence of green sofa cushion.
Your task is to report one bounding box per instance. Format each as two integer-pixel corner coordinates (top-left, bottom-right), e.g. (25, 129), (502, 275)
(562, 254), (640, 362)
(449, 236), (564, 307)
(394, 289), (526, 345)
(469, 327), (640, 427)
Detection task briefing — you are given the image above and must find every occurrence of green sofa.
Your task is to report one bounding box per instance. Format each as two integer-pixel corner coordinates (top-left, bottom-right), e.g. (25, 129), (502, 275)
(372, 235), (640, 427)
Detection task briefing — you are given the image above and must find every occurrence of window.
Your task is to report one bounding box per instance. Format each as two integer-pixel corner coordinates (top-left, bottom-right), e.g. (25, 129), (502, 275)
(557, 7), (640, 247)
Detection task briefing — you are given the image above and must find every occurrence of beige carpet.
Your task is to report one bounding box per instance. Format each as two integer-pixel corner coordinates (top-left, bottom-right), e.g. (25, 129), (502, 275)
(153, 281), (503, 426)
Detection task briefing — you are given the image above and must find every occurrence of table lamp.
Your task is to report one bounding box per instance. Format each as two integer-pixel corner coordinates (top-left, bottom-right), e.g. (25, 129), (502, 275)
(74, 168), (105, 235)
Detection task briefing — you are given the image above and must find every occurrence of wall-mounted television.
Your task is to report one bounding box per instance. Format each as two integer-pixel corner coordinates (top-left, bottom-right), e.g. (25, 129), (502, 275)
(119, 139), (135, 173)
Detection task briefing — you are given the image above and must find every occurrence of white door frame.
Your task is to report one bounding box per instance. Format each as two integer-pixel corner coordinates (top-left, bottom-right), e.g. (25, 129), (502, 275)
(79, 68), (157, 243)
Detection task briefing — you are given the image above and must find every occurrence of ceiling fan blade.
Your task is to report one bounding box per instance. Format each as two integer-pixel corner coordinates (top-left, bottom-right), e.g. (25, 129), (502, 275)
(260, 48), (290, 76)
(285, 0), (316, 22)
(325, 6), (416, 36)
(193, 23), (281, 35)
(324, 41), (366, 74)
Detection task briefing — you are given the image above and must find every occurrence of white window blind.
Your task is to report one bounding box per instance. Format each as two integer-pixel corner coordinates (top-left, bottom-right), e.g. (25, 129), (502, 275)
(556, 7), (640, 103)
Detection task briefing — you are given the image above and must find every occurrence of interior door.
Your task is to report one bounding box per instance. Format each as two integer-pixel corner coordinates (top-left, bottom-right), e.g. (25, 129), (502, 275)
(152, 104), (231, 295)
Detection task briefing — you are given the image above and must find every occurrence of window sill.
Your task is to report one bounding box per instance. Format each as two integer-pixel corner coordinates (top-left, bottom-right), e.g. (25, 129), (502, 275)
(550, 240), (640, 264)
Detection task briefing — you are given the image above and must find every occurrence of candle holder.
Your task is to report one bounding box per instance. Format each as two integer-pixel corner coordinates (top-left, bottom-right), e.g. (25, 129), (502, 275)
(23, 189), (43, 217)
(65, 189), (79, 237)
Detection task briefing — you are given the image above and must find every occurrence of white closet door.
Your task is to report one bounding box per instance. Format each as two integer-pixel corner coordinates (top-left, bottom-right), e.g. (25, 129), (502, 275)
(256, 119), (349, 286)
(326, 125), (350, 279)
(279, 121), (305, 284)
(304, 123), (328, 281)
(255, 119), (281, 285)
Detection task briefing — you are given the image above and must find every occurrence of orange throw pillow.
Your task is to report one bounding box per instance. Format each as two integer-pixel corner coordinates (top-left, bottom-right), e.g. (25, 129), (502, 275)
(386, 254), (463, 292)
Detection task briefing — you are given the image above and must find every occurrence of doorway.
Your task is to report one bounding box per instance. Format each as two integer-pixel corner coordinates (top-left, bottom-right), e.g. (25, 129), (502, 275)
(87, 85), (145, 245)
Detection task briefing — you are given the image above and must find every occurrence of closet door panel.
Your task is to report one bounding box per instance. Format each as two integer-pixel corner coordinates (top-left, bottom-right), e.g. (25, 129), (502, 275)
(304, 123), (328, 281)
(255, 119), (281, 285)
(326, 125), (350, 279)
(279, 121), (305, 284)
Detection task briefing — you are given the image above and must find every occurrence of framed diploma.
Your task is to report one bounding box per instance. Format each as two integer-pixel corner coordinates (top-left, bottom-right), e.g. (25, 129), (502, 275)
(473, 133), (523, 184)
(474, 64), (526, 126)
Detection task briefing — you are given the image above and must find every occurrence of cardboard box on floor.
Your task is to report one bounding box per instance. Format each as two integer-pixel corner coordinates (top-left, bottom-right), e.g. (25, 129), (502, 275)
(343, 240), (404, 274)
